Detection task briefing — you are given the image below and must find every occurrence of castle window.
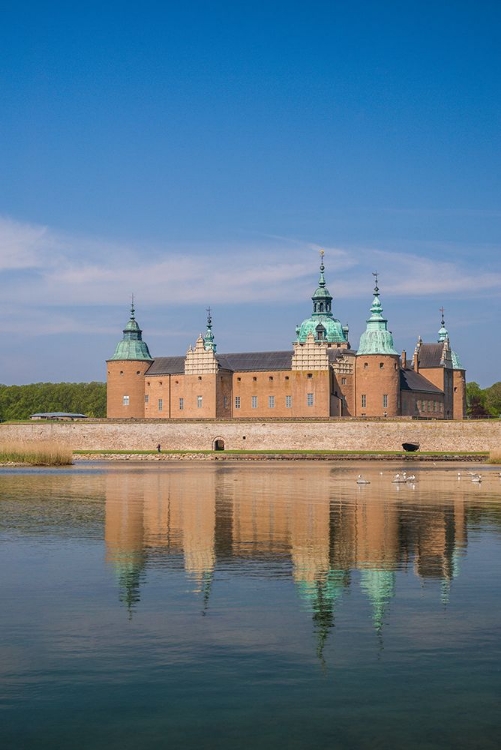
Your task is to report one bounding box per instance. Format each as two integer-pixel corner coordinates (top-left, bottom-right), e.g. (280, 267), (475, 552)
(120, 371), (123, 376)
(136, 370), (141, 375)
(268, 395), (275, 408)
(198, 376), (202, 381)
(383, 394), (388, 408)
(251, 396), (258, 409)
(364, 363), (368, 369)
(285, 395), (292, 408)
(158, 398), (163, 411)
(237, 377), (241, 382)
(224, 396), (228, 408)
(307, 373), (312, 379)
(179, 398), (184, 410)
(380, 363), (384, 369)
(361, 394), (367, 408)
(341, 377), (347, 385)
(235, 396), (241, 409)
(253, 376), (257, 381)
(144, 395), (149, 404)
(285, 376), (289, 380)
(307, 393), (314, 406)
(269, 376), (273, 381)
(197, 396), (203, 408)
(123, 395), (129, 406)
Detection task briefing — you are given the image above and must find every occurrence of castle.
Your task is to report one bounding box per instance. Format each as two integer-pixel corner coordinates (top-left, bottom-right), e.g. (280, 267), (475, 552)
(106, 254), (466, 420)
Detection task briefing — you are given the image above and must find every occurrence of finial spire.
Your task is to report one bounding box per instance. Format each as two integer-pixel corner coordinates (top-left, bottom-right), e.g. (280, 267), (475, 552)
(372, 271), (379, 294)
(130, 293), (135, 320)
(203, 307), (216, 352)
(438, 306), (449, 342)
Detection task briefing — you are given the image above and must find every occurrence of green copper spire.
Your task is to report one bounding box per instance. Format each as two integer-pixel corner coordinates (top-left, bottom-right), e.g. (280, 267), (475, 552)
(296, 251), (349, 344)
(108, 298), (153, 361)
(357, 274), (398, 356)
(438, 307), (448, 342)
(203, 307), (217, 352)
(438, 308), (464, 369)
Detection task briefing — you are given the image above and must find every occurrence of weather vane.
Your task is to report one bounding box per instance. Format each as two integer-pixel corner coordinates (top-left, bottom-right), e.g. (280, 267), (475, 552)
(372, 270), (379, 290)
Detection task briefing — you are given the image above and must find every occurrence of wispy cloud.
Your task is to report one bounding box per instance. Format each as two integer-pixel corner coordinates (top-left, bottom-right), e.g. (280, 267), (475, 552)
(1, 216), (500, 316)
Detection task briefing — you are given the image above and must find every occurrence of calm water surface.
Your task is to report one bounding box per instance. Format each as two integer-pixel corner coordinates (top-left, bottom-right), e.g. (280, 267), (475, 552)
(1, 461), (500, 750)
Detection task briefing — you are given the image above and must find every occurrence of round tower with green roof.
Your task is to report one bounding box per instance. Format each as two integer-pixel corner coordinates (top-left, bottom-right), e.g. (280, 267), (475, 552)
(106, 300), (153, 418)
(355, 276), (400, 417)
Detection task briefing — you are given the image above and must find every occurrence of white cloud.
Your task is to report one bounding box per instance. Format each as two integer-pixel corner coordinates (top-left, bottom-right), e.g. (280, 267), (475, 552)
(1, 216), (500, 317)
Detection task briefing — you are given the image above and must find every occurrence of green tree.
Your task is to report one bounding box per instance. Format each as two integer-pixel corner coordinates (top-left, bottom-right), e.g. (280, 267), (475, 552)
(0, 382), (107, 421)
(484, 381), (501, 417)
(466, 382), (490, 418)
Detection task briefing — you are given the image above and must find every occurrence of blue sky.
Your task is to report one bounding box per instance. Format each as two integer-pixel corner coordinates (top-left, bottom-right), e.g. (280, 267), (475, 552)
(1, 1), (500, 387)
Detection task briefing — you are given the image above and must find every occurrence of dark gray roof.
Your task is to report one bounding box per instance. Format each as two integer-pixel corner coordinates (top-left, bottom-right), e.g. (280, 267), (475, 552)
(417, 343), (445, 368)
(400, 369), (443, 394)
(146, 356), (185, 375)
(217, 351), (293, 371)
(146, 348), (359, 375)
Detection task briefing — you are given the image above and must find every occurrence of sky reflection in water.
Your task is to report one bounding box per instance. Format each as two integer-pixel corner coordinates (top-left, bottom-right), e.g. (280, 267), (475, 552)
(1, 461), (500, 750)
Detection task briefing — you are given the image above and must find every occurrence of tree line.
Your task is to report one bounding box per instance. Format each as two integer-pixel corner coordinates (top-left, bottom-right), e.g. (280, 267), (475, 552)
(0, 380), (498, 421)
(466, 381), (501, 418)
(0, 382), (107, 421)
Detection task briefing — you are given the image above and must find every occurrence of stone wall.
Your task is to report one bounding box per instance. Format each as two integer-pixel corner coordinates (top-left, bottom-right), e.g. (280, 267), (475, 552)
(1, 418), (500, 452)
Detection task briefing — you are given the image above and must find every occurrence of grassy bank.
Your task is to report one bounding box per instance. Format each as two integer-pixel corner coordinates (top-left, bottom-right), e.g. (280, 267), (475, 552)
(0, 441), (73, 466)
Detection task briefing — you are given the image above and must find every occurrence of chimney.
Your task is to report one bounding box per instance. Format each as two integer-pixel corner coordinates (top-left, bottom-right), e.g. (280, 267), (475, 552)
(401, 350), (407, 369)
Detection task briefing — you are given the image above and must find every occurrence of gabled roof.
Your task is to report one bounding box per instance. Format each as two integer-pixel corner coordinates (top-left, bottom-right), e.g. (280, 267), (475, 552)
(400, 369), (443, 394)
(417, 343), (446, 368)
(146, 356), (185, 375)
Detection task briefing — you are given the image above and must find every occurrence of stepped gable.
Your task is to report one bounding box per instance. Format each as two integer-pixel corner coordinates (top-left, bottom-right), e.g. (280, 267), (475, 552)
(400, 368), (443, 393)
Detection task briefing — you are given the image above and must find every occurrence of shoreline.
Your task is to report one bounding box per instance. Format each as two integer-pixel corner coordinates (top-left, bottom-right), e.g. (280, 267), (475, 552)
(71, 452), (490, 462)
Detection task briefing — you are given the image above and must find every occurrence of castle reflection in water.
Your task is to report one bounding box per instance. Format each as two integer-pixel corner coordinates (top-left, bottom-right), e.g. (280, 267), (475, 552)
(104, 464), (470, 647)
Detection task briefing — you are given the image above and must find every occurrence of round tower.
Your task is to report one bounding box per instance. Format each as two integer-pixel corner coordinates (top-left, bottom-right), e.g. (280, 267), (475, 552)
(106, 300), (153, 418)
(355, 276), (400, 417)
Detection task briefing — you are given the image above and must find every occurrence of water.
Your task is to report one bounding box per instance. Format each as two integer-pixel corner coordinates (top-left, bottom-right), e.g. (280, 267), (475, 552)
(1, 461), (500, 750)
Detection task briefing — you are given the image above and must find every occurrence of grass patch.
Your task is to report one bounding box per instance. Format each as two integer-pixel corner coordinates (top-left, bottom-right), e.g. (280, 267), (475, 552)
(488, 449), (501, 464)
(0, 440), (73, 466)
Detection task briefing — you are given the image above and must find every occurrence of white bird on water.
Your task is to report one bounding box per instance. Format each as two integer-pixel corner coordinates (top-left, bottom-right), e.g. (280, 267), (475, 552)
(471, 474), (482, 483)
(357, 475), (370, 485)
(392, 472), (407, 483)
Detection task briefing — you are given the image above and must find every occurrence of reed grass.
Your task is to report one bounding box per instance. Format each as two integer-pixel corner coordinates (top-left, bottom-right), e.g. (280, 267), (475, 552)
(0, 440), (73, 466)
(488, 449), (501, 464)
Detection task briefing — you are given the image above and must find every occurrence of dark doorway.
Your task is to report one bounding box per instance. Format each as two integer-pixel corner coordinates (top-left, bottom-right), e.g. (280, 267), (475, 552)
(214, 438), (225, 451)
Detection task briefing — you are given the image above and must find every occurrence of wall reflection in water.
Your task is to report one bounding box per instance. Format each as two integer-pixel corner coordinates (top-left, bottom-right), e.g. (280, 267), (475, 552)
(104, 464), (474, 650)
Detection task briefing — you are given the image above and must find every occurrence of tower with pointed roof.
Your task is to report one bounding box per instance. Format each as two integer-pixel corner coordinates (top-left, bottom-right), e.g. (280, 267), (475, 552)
(106, 300), (153, 418)
(355, 276), (400, 416)
(295, 251), (350, 346)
